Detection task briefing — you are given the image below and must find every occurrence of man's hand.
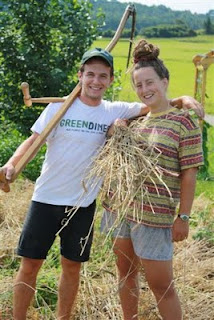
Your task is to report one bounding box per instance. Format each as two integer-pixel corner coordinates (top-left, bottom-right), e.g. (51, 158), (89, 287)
(2, 164), (15, 181)
(0, 164), (15, 192)
(171, 96), (204, 119)
(172, 217), (189, 242)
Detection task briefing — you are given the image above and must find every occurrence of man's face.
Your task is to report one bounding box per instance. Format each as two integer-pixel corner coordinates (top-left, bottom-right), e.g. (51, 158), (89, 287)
(78, 61), (114, 106)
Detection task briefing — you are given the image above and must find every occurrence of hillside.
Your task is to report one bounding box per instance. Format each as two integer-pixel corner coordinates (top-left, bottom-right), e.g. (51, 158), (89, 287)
(0, 0), (212, 33)
(90, 0), (212, 32)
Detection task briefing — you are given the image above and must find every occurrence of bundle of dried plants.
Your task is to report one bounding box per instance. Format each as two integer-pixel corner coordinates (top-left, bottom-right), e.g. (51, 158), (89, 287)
(83, 118), (172, 224)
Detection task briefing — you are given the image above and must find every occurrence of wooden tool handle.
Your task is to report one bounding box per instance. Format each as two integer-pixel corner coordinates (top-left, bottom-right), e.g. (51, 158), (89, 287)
(21, 82), (32, 107)
(12, 83), (82, 181)
(31, 97), (66, 104)
(21, 82), (66, 105)
(0, 169), (10, 192)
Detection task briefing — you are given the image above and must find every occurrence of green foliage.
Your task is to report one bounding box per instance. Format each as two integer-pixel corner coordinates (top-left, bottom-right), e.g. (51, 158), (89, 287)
(36, 271), (58, 311)
(104, 69), (122, 101)
(198, 121), (210, 179)
(195, 180), (214, 202)
(0, 116), (45, 181)
(204, 15), (214, 34)
(191, 206), (214, 245)
(141, 24), (197, 38)
(102, 29), (115, 38)
(102, 28), (138, 39)
(45, 239), (61, 269)
(0, 0), (99, 135)
(0, 116), (25, 165)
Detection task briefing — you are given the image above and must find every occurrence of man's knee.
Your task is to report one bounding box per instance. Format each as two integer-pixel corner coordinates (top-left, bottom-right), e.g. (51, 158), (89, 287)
(19, 257), (44, 276)
(61, 256), (81, 277)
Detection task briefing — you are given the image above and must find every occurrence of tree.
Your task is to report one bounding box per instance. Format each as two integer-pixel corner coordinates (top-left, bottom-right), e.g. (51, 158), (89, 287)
(141, 24), (197, 38)
(204, 15), (214, 34)
(0, 0), (98, 134)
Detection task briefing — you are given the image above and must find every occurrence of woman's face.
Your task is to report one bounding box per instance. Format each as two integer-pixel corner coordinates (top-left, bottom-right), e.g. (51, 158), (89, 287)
(133, 66), (168, 109)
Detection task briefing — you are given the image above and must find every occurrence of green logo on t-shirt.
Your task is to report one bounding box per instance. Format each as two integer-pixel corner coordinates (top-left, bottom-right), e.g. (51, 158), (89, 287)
(60, 119), (108, 133)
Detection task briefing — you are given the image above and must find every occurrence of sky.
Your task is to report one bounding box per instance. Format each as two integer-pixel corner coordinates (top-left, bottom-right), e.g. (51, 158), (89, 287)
(118, 0), (214, 15)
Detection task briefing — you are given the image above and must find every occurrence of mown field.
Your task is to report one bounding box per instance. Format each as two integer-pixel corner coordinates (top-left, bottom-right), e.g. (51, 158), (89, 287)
(0, 179), (213, 320)
(0, 35), (214, 319)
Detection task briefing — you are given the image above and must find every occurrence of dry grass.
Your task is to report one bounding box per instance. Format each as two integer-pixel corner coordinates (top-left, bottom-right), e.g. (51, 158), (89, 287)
(0, 180), (214, 320)
(83, 121), (172, 224)
(0, 179), (33, 259)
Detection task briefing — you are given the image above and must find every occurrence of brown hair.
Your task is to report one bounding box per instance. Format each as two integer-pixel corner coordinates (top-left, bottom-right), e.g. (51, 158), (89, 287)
(132, 39), (169, 81)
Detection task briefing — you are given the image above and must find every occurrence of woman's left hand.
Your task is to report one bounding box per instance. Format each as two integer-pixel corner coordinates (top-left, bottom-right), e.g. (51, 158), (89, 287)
(107, 118), (128, 137)
(172, 217), (189, 242)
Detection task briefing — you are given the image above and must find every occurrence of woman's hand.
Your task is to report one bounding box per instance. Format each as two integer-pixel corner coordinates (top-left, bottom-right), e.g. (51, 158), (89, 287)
(172, 217), (189, 242)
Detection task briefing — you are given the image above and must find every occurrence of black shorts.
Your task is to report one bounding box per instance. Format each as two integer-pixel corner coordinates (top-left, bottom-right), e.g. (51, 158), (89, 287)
(17, 200), (96, 262)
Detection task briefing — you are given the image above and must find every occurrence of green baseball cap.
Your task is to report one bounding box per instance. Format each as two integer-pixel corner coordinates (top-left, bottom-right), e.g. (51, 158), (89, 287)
(81, 48), (114, 68)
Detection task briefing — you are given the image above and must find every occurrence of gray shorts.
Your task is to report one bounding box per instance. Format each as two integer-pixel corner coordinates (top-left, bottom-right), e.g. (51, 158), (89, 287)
(101, 210), (173, 261)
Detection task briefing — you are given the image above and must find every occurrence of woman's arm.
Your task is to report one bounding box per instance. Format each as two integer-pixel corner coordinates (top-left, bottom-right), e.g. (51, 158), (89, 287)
(172, 167), (198, 242)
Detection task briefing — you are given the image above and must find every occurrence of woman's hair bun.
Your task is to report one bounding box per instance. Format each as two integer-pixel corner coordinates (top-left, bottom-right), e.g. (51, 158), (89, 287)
(133, 39), (160, 63)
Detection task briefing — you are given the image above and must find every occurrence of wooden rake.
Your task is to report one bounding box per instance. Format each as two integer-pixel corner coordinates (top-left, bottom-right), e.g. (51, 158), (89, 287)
(192, 50), (214, 129)
(0, 4), (136, 192)
(193, 50), (214, 106)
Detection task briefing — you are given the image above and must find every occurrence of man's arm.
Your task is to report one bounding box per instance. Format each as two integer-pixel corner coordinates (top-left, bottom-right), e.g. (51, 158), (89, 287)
(138, 96), (204, 118)
(107, 95), (204, 137)
(0, 132), (40, 189)
(170, 96), (204, 118)
(172, 167), (198, 242)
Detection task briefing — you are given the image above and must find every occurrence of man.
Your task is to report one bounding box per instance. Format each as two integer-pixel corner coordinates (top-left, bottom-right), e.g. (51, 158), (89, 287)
(0, 47), (203, 320)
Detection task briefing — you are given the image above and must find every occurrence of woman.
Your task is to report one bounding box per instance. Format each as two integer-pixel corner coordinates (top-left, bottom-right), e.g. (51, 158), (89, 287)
(101, 39), (204, 320)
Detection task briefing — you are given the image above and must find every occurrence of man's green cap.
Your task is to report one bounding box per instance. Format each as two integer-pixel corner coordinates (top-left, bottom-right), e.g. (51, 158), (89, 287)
(81, 48), (114, 68)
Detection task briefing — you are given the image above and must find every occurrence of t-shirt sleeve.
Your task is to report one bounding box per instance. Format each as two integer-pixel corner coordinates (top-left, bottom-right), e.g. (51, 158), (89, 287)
(31, 103), (62, 138)
(109, 101), (142, 120)
(179, 116), (204, 170)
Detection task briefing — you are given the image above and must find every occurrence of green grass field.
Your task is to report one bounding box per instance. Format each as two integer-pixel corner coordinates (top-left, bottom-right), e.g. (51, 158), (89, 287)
(94, 35), (214, 114)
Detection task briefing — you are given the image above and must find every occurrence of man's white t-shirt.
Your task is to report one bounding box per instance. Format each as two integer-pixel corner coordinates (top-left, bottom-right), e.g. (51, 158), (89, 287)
(31, 98), (142, 207)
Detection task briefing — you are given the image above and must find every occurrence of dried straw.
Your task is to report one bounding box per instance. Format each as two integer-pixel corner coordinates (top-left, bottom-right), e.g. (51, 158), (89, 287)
(0, 179), (33, 258)
(0, 181), (214, 319)
(83, 118), (172, 223)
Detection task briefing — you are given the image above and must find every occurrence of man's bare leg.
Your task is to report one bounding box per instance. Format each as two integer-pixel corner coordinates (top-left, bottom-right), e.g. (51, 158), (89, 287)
(13, 257), (44, 320)
(57, 256), (81, 320)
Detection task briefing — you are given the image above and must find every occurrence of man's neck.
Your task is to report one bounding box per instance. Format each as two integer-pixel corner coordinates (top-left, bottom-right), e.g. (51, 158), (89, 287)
(79, 95), (102, 107)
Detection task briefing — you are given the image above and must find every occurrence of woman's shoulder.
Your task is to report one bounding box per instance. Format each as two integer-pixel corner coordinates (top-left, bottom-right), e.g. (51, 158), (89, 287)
(167, 108), (200, 130)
